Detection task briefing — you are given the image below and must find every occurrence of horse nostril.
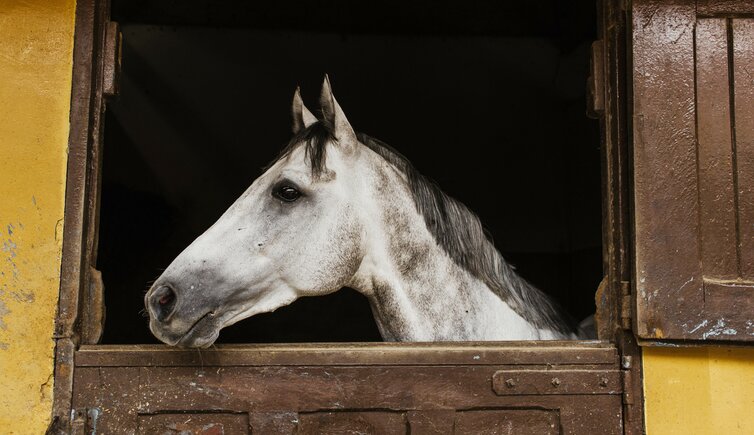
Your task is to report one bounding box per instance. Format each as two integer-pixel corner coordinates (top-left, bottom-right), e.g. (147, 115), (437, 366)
(159, 292), (174, 306)
(151, 285), (177, 322)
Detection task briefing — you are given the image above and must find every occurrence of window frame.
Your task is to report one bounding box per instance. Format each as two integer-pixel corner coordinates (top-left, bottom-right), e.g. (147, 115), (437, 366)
(50, 0), (643, 433)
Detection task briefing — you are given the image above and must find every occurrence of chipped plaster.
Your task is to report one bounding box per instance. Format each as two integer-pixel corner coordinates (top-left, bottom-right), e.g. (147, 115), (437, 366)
(0, 0), (76, 432)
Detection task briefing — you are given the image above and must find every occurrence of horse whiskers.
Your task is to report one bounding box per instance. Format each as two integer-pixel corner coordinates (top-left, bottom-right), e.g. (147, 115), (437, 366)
(196, 348), (204, 370)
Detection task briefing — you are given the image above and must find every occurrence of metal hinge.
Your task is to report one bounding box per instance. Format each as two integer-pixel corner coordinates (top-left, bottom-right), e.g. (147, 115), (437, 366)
(70, 408), (101, 435)
(102, 21), (122, 98)
(620, 280), (632, 330)
(492, 369), (622, 396)
(621, 355), (634, 405)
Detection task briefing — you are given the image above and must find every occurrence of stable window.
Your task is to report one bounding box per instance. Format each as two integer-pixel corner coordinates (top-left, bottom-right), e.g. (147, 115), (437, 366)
(52, 0), (648, 433)
(100, 4), (602, 345)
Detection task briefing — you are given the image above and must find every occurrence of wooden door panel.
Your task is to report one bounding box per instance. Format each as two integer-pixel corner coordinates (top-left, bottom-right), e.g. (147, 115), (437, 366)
(632, 0), (754, 341)
(71, 344), (623, 434)
(696, 18), (738, 282)
(631, 0), (701, 340)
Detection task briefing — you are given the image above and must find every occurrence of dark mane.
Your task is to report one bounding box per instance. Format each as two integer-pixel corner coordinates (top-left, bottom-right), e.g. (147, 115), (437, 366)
(275, 122), (577, 335)
(272, 121), (335, 177)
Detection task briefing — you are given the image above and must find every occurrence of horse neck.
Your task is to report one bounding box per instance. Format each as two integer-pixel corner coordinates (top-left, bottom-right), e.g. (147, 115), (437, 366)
(349, 154), (549, 341)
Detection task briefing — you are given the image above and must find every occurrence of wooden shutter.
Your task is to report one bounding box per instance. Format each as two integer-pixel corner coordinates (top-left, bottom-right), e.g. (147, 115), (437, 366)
(632, 0), (754, 341)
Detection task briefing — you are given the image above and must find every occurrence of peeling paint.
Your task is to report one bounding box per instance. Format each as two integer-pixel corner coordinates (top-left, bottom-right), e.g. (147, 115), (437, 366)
(0, 0), (76, 432)
(10, 290), (34, 304)
(0, 300), (8, 329)
(688, 319), (708, 333)
(649, 341), (681, 347)
(2, 239), (17, 258)
(701, 319), (736, 340)
(746, 320), (754, 336)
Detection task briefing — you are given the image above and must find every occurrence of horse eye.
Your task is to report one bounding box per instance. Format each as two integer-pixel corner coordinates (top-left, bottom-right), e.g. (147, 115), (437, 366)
(274, 185), (301, 202)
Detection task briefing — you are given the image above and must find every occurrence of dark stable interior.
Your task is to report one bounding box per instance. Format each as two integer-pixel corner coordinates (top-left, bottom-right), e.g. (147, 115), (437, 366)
(101, 0), (600, 343)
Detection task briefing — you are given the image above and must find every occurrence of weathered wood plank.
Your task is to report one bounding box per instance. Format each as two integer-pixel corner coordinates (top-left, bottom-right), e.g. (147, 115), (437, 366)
(698, 0), (754, 17)
(75, 342), (618, 367)
(696, 18), (738, 281)
(127, 366), (621, 412)
(733, 19), (754, 280)
(632, 0), (702, 339)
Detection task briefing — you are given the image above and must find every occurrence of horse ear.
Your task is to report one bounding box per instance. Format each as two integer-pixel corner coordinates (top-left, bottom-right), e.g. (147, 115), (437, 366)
(292, 87), (317, 134)
(319, 75), (357, 149)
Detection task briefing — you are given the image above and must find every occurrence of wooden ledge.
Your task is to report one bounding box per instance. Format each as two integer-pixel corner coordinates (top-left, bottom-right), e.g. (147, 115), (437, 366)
(76, 341), (617, 367)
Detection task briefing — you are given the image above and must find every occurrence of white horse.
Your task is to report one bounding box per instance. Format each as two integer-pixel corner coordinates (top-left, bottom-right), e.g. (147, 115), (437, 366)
(145, 77), (582, 348)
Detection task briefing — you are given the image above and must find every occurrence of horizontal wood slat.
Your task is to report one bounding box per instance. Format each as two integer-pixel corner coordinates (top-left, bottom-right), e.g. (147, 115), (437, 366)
(698, 0), (754, 17)
(75, 342), (618, 367)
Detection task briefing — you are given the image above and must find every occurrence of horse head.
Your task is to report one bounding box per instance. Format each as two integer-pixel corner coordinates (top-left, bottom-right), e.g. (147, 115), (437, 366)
(145, 77), (369, 347)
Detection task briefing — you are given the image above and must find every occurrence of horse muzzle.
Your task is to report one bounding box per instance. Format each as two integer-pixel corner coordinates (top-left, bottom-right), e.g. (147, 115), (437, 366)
(145, 282), (220, 348)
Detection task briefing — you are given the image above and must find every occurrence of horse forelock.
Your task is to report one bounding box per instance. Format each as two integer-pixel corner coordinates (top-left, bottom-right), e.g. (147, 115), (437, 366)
(270, 120), (335, 178)
(271, 121), (577, 336)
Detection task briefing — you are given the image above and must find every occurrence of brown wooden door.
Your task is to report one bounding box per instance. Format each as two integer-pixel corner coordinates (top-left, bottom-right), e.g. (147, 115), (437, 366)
(71, 343), (624, 434)
(632, 0), (754, 342)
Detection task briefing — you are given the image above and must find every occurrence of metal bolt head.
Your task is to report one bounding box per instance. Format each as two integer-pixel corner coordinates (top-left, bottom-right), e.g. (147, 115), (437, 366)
(621, 355), (632, 369)
(505, 378), (517, 388)
(551, 378), (561, 387)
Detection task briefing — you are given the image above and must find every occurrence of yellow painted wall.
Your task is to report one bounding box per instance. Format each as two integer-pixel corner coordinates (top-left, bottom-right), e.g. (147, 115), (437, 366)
(0, 0), (76, 433)
(644, 347), (754, 435)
